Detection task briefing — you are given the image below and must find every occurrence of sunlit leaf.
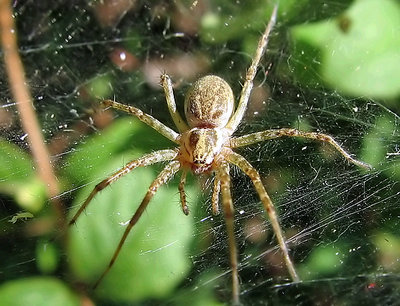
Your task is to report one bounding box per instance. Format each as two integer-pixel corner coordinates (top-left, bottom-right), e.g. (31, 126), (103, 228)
(0, 139), (34, 181)
(291, 0), (400, 100)
(0, 277), (79, 306)
(68, 154), (198, 302)
(62, 118), (174, 184)
(0, 139), (46, 212)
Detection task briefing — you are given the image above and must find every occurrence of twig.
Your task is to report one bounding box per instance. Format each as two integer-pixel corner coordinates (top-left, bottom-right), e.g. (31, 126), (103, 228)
(0, 0), (64, 221)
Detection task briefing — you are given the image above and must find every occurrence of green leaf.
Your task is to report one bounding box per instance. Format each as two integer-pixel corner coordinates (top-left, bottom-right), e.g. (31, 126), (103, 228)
(360, 115), (393, 167)
(299, 244), (345, 279)
(0, 277), (79, 306)
(86, 74), (113, 98)
(200, 0), (272, 44)
(68, 155), (197, 302)
(0, 139), (46, 212)
(0, 139), (34, 181)
(172, 270), (225, 306)
(291, 0), (400, 101)
(360, 114), (400, 180)
(372, 232), (400, 271)
(36, 240), (59, 274)
(62, 118), (173, 184)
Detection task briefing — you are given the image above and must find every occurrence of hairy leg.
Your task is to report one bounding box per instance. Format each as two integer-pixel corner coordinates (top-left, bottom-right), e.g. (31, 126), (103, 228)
(231, 128), (371, 169)
(218, 161), (240, 305)
(160, 73), (189, 133)
(178, 170), (189, 215)
(212, 176), (221, 215)
(226, 5), (278, 134)
(93, 160), (181, 289)
(101, 99), (179, 143)
(227, 150), (299, 282)
(69, 149), (178, 226)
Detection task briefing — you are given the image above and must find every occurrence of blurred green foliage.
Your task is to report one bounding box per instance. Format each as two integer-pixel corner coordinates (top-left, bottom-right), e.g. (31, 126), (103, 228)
(0, 140), (47, 213)
(0, 277), (79, 306)
(67, 120), (197, 302)
(0, 0), (399, 305)
(290, 0), (400, 101)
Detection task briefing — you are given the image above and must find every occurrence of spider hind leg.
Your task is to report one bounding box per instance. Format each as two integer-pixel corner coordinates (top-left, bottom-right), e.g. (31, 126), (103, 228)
(69, 149), (178, 226)
(227, 151), (300, 282)
(212, 176), (221, 215)
(93, 160), (181, 289)
(218, 161), (240, 305)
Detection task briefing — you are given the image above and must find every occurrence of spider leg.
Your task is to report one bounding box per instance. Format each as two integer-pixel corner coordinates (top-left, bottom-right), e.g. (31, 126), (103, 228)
(101, 99), (179, 143)
(69, 149), (178, 226)
(227, 150), (300, 282)
(160, 73), (189, 132)
(226, 5), (278, 134)
(218, 161), (240, 305)
(178, 170), (189, 215)
(93, 160), (181, 289)
(231, 128), (371, 169)
(212, 176), (221, 215)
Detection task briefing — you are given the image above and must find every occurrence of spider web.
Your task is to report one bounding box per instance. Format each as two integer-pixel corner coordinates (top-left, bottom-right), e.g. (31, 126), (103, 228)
(0, 0), (399, 305)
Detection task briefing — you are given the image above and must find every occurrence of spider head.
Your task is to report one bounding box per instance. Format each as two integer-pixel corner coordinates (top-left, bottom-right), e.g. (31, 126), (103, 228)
(180, 128), (227, 174)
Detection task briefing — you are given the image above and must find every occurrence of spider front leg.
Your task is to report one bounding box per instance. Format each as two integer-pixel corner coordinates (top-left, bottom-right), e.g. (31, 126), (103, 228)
(93, 160), (181, 289)
(227, 151), (300, 282)
(68, 149), (178, 226)
(226, 5), (278, 134)
(160, 73), (189, 133)
(218, 161), (240, 305)
(231, 128), (372, 169)
(101, 99), (179, 143)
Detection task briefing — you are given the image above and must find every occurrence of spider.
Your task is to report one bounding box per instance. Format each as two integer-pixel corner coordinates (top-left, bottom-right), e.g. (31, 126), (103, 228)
(69, 5), (371, 305)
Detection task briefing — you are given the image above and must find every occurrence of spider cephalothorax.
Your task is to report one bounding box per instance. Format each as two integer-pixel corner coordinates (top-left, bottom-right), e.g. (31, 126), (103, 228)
(69, 5), (370, 305)
(179, 126), (227, 174)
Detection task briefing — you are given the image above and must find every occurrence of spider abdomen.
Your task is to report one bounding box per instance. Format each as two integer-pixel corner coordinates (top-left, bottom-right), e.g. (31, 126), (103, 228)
(184, 75), (234, 128)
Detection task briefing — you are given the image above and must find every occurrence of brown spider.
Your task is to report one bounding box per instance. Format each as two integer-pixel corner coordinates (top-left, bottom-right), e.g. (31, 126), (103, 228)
(69, 5), (370, 304)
